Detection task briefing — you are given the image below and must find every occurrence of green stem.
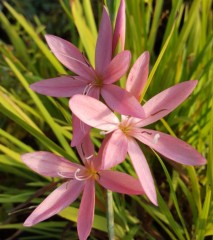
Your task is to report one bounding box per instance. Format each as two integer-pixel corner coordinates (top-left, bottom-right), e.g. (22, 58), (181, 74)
(107, 190), (114, 240)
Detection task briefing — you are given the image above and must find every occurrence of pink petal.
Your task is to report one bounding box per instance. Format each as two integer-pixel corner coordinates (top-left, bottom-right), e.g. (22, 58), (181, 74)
(98, 170), (144, 195)
(24, 180), (84, 226)
(137, 80), (198, 127)
(101, 84), (145, 118)
(69, 94), (119, 131)
(94, 134), (112, 171)
(95, 7), (112, 74)
(45, 34), (95, 79)
(135, 129), (206, 166)
(112, 0), (126, 53)
(71, 114), (91, 147)
(101, 130), (128, 169)
(126, 51), (150, 100)
(21, 152), (80, 177)
(30, 76), (87, 97)
(77, 180), (95, 240)
(103, 50), (131, 84)
(127, 138), (157, 205)
(71, 87), (100, 147)
(76, 134), (95, 165)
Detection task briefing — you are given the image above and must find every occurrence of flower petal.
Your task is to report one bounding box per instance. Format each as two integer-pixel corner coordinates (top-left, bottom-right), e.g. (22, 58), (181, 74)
(101, 84), (145, 118)
(45, 34), (95, 79)
(71, 114), (91, 147)
(24, 180), (84, 226)
(101, 130), (128, 169)
(95, 7), (112, 74)
(76, 134), (95, 165)
(30, 76), (87, 97)
(77, 180), (95, 240)
(69, 94), (119, 131)
(127, 138), (157, 205)
(98, 170), (144, 195)
(112, 0), (126, 53)
(103, 50), (131, 84)
(136, 129), (206, 166)
(71, 87), (100, 147)
(93, 134), (112, 171)
(126, 51), (149, 100)
(137, 80), (198, 127)
(21, 152), (79, 177)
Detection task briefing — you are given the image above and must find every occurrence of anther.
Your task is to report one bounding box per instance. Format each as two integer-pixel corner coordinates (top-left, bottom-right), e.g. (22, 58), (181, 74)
(85, 154), (94, 160)
(153, 133), (160, 144)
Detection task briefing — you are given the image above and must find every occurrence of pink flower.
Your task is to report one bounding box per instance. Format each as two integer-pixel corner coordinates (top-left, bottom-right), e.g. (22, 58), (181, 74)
(69, 80), (206, 206)
(21, 135), (144, 240)
(30, 5), (144, 146)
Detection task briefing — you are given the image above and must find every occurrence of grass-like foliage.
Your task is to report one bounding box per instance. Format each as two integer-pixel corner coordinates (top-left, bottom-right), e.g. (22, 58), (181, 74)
(0, 0), (212, 239)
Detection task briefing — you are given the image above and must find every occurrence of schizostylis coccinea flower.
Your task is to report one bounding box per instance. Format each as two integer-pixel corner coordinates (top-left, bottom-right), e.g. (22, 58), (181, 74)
(69, 81), (207, 205)
(30, 2), (145, 146)
(21, 135), (144, 240)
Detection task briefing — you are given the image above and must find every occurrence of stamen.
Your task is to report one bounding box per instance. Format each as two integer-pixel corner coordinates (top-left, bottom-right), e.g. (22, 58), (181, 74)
(141, 131), (152, 135)
(153, 133), (160, 144)
(74, 168), (91, 181)
(99, 129), (114, 135)
(82, 52), (91, 67)
(150, 109), (167, 116)
(83, 83), (93, 95)
(85, 154), (94, 160)
(58, 171), (74, 178)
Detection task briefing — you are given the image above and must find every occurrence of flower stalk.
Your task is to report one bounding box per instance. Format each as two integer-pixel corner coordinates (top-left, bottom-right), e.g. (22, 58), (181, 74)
(107, 190), (114, 240)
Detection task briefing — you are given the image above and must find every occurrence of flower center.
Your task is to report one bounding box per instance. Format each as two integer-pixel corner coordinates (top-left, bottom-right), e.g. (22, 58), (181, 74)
(93, 76), (103, 87)
(74, 167), (99, 181)
(119, 117), (134, 136)
(119, 124), (132, 135)
(83, 75), (103, 95)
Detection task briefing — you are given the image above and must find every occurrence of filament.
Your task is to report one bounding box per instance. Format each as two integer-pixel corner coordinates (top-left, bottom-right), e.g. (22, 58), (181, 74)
(74, 168), (91, 181)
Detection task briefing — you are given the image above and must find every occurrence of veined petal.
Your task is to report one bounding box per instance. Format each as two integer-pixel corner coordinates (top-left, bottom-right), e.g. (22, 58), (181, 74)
(127, 138), (157, 205)
(30, 76), (87, 97)
(69, 95), (119, 131)
(71, 87), (100, 147)
(101, 85), (145, 118)
(95, 7), (112, 74)
(76, 134), (95, 165)
(137, 80), (198, 127)
(126, 51), (149, 100)
(24, 180), (84, 226)
(71, 114), (91, 147)
(101, 130), (128, 169)
(45, 34), (95, 79)
(103, 50), (131, 84)
(21, 152), (80, 177)
(98, 170), (144, 195)
(112, 0), (126, 53)
(94, 133), (112, 171)
(77, 180), (95, 240)
(136, 129), (206, 166)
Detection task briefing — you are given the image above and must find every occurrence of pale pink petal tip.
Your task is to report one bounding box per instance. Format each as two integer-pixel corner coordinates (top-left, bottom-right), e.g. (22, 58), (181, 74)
(23, 220), (33, 227)
(112, 0), (126, 52)
(126, 51), (150, 100)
